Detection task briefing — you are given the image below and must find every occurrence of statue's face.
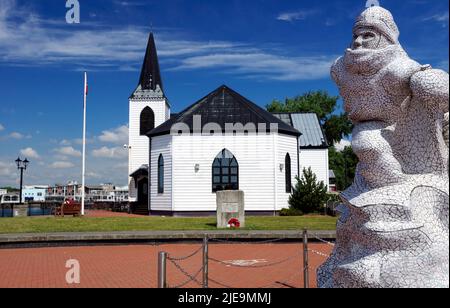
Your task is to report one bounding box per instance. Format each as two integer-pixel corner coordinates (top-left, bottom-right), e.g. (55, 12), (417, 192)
(352, 27), (390, 50)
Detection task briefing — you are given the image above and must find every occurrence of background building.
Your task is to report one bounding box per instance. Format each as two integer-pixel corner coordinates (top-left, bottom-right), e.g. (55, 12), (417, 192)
(22, 185), (48, 202)
(46, 182), (129, 204)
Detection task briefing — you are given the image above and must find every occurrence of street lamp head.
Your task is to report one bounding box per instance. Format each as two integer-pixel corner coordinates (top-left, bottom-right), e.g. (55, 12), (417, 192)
(15, 157), (22, 168)
(23, 158), (29, 169)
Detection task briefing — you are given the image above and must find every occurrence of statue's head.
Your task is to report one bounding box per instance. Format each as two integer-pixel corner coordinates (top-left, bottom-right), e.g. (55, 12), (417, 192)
(351, 6), (399, 50)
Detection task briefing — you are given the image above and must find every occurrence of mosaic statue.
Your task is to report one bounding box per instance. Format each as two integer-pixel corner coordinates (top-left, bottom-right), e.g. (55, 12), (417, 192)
(318, 6), (449, 288)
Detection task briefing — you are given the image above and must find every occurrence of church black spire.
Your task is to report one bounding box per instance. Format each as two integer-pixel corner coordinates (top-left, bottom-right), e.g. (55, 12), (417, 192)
(138, 33), (163, 92)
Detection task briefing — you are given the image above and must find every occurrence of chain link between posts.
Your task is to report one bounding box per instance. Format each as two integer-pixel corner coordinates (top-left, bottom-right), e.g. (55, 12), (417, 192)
(158, 233), (336, 289)
(168, 259), (204, 289)
(167, 245), (203, 262)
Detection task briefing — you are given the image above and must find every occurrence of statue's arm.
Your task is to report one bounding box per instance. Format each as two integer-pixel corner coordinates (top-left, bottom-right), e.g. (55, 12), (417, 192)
(331, 57), (344, 87)
(410, 68), (449, 113)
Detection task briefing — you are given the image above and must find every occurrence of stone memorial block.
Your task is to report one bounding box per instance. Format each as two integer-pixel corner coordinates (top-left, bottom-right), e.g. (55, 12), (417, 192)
(13, 204), (28, 217)
(216, 191), (245, 228)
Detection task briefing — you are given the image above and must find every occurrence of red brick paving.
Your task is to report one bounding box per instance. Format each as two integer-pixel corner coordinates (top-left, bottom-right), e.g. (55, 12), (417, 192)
(0, 243), (332, 288)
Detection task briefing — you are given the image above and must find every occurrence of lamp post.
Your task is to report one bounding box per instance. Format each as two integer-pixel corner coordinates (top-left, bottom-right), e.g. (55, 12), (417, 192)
(15, 157), (29, 205)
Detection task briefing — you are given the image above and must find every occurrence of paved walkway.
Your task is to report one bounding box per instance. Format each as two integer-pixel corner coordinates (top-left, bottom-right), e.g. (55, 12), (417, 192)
(0, 243), (332, 288)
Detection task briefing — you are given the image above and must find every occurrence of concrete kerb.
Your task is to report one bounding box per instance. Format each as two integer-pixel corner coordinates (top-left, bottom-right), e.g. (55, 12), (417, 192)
(0, 230), (336, 248)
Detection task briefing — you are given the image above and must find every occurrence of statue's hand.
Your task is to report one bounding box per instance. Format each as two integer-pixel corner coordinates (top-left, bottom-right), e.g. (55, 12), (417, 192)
(410, 68), (449, 113)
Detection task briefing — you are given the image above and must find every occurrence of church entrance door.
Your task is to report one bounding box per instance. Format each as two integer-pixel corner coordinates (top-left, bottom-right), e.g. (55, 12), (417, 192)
(137, 177), (149, 208)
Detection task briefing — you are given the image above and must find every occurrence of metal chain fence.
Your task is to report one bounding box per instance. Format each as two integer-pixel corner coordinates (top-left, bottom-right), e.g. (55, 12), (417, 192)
(157, 231), (335, 289)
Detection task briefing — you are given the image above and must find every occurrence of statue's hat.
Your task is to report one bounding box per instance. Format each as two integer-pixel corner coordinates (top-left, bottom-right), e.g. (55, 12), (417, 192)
(354, 6), (400, 44)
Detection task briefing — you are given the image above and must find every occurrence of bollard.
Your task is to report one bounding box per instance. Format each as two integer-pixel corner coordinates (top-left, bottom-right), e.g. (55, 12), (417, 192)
(203, 236), (209, 288)
(158, 252), (167, 288)
(303, 229), (310, 289)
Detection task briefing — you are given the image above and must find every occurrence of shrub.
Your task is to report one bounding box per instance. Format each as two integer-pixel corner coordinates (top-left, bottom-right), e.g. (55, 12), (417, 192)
(288, 167), (329, 214)
(279, 208), (303, 217)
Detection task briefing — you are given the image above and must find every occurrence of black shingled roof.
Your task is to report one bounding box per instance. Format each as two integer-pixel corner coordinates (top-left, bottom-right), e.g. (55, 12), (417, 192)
(130, 33), (163, 96)
(147, 85), (301, 138)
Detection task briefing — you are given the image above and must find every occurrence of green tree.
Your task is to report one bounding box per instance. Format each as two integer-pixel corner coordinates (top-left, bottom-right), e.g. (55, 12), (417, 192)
(289, 167), (329, 214)
(0, 187), (18, 193)
(329, 146), (358, 191)
(267, 91), (352, 145)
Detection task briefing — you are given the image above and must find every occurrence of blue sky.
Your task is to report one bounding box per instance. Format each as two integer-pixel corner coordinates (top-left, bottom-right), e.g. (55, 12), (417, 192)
(0, 0), (448, 187)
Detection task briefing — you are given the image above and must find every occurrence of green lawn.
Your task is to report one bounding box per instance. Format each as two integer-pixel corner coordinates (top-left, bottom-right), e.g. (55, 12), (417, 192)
(0, 215), (337, 234)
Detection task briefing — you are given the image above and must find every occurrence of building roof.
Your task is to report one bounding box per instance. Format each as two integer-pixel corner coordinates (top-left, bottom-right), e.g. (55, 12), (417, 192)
(147, 85), (301, 138)
(272, 113), (329, 149)
(130, 165), (149, 178)
(130, 33), (165, 100)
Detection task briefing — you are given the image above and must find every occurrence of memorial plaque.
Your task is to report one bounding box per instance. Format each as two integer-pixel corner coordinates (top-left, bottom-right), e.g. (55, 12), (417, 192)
(222, 203), (239, 213)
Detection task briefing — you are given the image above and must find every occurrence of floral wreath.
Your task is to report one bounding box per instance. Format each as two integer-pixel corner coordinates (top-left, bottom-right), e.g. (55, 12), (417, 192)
(228, 218), (241, 228)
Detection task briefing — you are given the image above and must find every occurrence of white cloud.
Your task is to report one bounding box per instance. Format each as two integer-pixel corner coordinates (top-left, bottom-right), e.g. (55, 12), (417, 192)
(60, 139), (71, 146)
(54, 146), (82, 157)
(98, 125), (129, 144)
(20, 147), (40, 159)
(86, 171), (102, 179)
(8, 132), (24, 139)
(92, 146), (128, 159)
(335, 139), (352, 152)
(73, 138), (95, 145)
(49, 161), (75, 169)
(277, 10), (317, 22)
(0, 0), (335, 81)
(0, 161), (15, 177)
(423, 12), (449, 24)
(0, 124), (4, 131)
(170, 53), (335, 81)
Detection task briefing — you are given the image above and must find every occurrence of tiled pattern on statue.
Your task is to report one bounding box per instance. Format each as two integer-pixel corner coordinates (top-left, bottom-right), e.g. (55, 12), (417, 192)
(317, 6), (449, 288)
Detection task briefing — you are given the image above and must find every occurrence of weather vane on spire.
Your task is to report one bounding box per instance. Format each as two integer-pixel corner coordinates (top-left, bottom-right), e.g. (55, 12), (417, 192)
(366, 0), (380, 8)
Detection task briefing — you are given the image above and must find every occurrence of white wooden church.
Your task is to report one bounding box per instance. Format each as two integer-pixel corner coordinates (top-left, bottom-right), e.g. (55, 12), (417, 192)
(128, 34), (330, 215)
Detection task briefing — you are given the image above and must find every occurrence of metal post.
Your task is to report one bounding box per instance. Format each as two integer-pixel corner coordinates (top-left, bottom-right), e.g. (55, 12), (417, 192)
(158, 252), (167, 288)
(303, 229), (310, 289)
(19, 168), (24, 205)
(203, 236), (209, 288)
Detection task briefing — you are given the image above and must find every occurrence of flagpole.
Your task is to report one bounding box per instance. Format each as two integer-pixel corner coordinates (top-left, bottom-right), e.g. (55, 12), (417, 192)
(81, 72), (87, 216)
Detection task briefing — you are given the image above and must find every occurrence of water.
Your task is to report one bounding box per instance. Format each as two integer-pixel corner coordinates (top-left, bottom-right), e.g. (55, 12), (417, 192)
(0, 206), (53, 217)
(0, 209), (13, 217)
(28, 207), (53, 216)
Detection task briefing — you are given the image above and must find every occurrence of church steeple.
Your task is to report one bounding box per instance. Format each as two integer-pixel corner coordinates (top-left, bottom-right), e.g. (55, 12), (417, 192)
(131, 33), (164, 99)
(139, 33), (163, 91)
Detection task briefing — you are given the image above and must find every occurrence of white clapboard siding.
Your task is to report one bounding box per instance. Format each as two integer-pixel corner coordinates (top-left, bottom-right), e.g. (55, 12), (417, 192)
(128, 98), (169, 201)
(150, 135), (172, 211)
(169, 133), (298, 212)
(299, 148), (330, 190)
(276, 134), (299, 210)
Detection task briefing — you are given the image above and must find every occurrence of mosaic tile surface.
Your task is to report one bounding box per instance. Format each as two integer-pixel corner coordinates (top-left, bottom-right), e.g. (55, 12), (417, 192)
(317, 6), (449, 288)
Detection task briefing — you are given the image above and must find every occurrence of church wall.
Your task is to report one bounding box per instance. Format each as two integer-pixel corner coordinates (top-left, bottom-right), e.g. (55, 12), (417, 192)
(128, 98), (168, 201)
(299, 148), (330, 190)
(150, 135), (173, 211)
(170, 133), (298, 212)
(276, 134), (299, 210)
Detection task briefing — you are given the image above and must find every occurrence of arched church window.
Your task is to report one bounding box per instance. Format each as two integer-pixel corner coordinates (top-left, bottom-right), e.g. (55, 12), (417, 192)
(140, 107), (155, 136)
(158, 154), (164, 194)
(285, 153), (292, 193)
(212, 149), (239, 193)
